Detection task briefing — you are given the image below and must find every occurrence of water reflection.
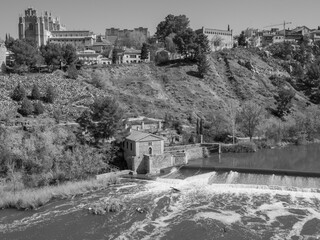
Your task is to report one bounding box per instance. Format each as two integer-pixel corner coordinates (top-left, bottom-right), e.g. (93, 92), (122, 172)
(189, 143), (320, 172)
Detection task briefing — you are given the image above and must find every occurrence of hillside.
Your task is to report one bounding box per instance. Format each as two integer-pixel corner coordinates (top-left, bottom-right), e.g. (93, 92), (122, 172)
(0, 48), (314, 125)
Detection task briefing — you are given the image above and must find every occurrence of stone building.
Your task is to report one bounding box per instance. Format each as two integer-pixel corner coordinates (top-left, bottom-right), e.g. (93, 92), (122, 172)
(196, 27), (233, 51)
(105, 27), (150, 44)
(0, 41), (6, 73)
(18, 7), (66, 46)
(48, 30), (96, 49)
(123, 130), (164, 172)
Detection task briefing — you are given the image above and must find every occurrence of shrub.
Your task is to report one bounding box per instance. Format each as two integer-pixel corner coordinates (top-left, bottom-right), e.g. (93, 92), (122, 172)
(31, 84), (41, 100)
(88, 198), (123, 215)
(18, 98), (34, 116)
(91, 71), (107, 89)
(221, 142), (257, 153)
(67, 64), (78, 79)
(11, 84), (26, 101)
(33, 101), (44, 115)
(44, 85), (56, 103)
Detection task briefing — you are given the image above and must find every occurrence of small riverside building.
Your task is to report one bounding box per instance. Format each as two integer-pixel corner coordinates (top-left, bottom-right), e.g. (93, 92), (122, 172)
(123, 130), (164, 173)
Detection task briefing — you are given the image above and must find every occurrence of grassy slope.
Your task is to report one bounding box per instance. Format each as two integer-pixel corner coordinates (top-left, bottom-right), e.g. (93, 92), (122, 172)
(0, 48), (313, 125)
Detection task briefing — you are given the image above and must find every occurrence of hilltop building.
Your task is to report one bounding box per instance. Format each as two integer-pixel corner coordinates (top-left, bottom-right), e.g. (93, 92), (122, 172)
(105, 27), (150, 44)
(18, 7), (95, 49)
(196, 26), (233, 51)
(48, 30), (96, 50)
(18, 7), (66, 46)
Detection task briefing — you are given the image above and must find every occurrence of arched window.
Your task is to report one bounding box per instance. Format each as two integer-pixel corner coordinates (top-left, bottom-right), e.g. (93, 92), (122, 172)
(148, 147), (153, 155)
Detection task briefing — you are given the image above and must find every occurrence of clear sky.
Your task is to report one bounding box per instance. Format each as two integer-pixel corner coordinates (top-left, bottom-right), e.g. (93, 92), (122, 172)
(0, 0), (319, 40)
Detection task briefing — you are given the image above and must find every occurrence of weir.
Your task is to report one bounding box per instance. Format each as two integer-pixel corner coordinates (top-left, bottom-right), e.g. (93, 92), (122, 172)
(165, 143), (320, 188)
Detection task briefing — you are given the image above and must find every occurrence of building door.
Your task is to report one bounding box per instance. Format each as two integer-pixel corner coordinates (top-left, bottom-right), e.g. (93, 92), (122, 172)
(148, 147), (152, 155)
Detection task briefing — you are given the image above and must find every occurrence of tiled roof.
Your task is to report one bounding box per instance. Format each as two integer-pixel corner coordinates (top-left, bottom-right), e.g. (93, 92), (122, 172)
(126, 130), (163, 142)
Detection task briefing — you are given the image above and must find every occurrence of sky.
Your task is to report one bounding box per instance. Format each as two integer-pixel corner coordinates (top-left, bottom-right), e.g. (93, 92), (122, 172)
(0, 0), (320, 40)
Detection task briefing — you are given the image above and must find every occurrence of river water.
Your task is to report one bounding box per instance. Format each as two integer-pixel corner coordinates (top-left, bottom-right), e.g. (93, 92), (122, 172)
(1, 144), (320, 240)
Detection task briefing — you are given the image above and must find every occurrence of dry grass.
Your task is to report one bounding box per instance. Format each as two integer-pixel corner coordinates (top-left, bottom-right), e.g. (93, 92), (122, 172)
(0, 175), (119, 210)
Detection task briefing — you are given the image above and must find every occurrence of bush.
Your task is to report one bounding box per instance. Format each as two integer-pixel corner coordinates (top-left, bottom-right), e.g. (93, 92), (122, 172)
(221, 142), (257, 153)
(33, 101), (45, 115)
(88, 198), (123, 215)
(67, 64), (78, 79)
(44, 85), (56, 103)
(91, 71), (107, 89)
(18, 98), (34, 116)
(11, 84), (26, 101)
(31, 84), (41, 100)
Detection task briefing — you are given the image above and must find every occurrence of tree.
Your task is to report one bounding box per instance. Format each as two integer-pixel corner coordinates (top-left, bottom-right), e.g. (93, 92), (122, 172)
(18, 98), (34, 117)
(173, 28), (197, 58)
(112, 48), (119, 64)
(40, 43), (63, 70)
(210, 35), (223, 51)
(62, 44), (77, 66)
(197, 53), (210, 78)
(11, 84), (26, 101)
(163, 113), (174, 130)
(155, 14), (190, 42)
(128, 31), (146, 49)
(194, 33), (211, 57)
(238, 101), (263, 141)
(33, 101), (44, 115)
(76, 97), (125, 145)
(225, 99), (240, 144)
(141, 43), (149, 61)
(11, 39), (42, 70)
(5, 34), (14, 50)
(238, 31), (247, 47)
(44, 85), (56, 103)
(274, 88), (295, 119)
(67, 64), (78, 79)
(31, 84), (41, 100)
(165, 35), (177, 53)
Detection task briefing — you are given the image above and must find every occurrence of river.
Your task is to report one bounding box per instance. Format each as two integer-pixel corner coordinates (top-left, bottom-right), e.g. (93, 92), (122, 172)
(1, 144), (320, 240)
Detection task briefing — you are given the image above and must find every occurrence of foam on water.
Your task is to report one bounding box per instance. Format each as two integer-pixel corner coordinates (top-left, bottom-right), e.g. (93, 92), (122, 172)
(2, 171), (320, 240)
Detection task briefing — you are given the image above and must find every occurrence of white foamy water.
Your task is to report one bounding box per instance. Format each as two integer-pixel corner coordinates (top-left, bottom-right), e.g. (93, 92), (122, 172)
(2, 172), (320, 240)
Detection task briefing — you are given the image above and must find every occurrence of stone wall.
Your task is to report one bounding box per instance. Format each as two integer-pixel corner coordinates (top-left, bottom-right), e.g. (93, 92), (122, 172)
(164, 144), (201, 152)
(0, 43), (6, 73)
(133, 155), (148, 174)
(172, 152), (187, 165)
(146, 153), (173, 174)
(186, 147), (205, 162)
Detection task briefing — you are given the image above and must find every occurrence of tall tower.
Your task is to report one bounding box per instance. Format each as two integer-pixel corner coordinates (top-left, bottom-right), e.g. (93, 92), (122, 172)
(18, 7), (65, 46)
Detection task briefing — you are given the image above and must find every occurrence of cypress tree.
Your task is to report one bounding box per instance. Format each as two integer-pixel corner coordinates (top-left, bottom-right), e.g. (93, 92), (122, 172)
(31, 84), (41, 100)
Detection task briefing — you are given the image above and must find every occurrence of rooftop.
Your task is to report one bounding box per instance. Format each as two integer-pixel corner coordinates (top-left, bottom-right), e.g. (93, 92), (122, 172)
(126, 130), (163, 142)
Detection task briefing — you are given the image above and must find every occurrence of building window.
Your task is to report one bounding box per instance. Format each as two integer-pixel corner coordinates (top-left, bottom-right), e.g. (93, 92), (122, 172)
(126, 141), (128, 149)
(130, 143), (132, 151)
(148, 147), (153, 155)
(29, 23), (33, 30)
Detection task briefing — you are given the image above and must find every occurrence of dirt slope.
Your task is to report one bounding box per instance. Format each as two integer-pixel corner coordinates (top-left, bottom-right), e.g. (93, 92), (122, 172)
(0, 48), (312, 124)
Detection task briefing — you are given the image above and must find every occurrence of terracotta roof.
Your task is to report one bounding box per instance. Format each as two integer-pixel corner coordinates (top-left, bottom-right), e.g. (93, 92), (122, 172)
(126, 130), (163, 142)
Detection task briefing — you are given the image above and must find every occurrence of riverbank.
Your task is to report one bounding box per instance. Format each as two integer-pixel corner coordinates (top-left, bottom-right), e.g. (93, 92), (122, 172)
(0, 175), (119, 210)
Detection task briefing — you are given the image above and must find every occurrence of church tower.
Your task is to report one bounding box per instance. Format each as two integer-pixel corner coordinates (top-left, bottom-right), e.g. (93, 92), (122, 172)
(18, 7), (64, 47)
